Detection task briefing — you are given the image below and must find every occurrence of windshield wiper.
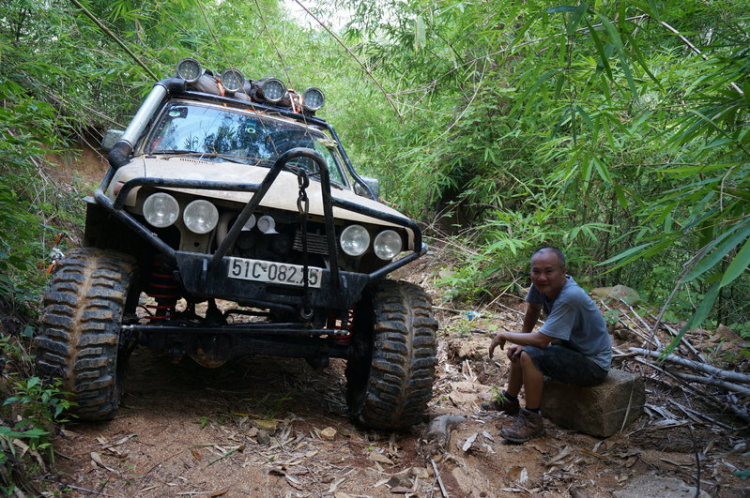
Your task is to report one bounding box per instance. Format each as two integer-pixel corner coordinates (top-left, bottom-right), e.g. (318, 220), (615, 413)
(150, 150), (249, 165)
(151, 149), (202, 155)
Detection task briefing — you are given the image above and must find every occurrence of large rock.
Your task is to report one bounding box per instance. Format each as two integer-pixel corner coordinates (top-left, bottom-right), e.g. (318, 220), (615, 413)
(590, 285), (641, 303)
(540, 369), (645, 437)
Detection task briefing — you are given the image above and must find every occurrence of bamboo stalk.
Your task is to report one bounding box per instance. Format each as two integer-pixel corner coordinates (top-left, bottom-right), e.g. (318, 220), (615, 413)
(632, 356), (750, 424)
(672, 372), (749, 395)
(629, 348), (750, 384)
(68, 0), (157, 81)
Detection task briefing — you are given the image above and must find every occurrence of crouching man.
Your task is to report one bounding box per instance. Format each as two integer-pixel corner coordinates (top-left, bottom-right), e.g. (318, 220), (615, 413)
(486, 247), (611, 443)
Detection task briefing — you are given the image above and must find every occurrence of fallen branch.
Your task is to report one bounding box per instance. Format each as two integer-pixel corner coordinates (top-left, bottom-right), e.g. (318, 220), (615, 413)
(632, 356), (750, 424)
(431, 458), (449, 498)
(620, 300), (662, 350)
(671, 372), (749, 395)
(648, 315), (706, 362)
(207, 445), (244, 466)
(629, 348), (750, 384)
(667, 400), (734, 431)
(601, 302), (658, 349)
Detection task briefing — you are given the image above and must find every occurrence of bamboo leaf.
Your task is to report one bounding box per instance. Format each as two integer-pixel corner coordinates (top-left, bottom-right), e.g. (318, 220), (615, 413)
(593, 12), (638, 98)
(720, 236), (750, 288)
(685, 219), (750, 282)
(547, 6), (579, 14)
(599, 242), (655, 266)
(663, 282), (720, 357)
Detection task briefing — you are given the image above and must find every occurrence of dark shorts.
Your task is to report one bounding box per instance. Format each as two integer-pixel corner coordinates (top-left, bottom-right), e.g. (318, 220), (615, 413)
(523, 344), (608, 386)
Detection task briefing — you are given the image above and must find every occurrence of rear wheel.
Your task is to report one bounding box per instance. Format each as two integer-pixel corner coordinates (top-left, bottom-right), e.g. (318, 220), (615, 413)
(35, 248), (137, 421)
(345, 280), (438, 431)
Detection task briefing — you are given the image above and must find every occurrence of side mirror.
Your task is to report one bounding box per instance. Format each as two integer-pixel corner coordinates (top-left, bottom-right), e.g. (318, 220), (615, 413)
(101, 129), (125, 151)
(354, 176), (380, 198)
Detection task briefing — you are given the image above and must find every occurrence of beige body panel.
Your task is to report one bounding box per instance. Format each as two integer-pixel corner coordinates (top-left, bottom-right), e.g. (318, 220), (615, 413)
(109, 156), (415, 245)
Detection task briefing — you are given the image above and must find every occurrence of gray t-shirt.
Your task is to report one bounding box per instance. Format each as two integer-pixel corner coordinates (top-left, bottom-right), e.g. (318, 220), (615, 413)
(526, 276), (612, 371)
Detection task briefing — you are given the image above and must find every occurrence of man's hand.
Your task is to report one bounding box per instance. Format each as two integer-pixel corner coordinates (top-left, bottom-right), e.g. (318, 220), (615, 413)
(507, 345), (523, 363)
(488, 333), (506, 358)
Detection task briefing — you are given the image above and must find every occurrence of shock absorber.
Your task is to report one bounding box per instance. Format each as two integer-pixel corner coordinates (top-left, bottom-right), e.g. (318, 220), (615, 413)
(329, 309), (354, 344)
(145, 259), (179, 320)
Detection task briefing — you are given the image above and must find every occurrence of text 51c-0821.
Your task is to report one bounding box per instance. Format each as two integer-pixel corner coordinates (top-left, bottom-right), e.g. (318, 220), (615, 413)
(227, 257), (323, 288)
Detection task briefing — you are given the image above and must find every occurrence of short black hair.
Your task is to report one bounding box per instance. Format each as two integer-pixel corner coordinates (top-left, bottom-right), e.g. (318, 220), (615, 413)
(531, 246), (566, 269)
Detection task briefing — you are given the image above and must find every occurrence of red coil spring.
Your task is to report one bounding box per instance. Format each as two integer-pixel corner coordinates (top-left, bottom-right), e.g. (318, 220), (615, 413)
(329, 309), (355, 344)
(145, 261), (179, 320)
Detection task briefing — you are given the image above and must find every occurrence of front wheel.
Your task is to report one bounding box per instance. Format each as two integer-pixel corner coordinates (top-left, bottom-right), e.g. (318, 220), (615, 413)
(345, 280), (438, 431)
(34, 248), (137, 421)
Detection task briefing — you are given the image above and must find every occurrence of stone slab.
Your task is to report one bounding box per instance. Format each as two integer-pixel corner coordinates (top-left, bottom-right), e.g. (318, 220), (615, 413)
(540, 368), (645, 437)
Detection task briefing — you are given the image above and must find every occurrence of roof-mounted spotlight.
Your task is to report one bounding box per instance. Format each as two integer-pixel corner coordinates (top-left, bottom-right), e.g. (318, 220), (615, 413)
(257, 77), (286, 103)
(303, 87), (325, 111)
(220, 68), (245, 93)
(176, 57), (203, 83)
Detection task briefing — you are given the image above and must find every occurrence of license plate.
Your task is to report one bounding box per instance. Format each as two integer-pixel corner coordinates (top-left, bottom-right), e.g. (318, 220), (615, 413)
(227, 257), (322, 288)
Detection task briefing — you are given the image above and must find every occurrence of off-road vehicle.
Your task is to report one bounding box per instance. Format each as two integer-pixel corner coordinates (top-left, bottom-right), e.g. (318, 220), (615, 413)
(35, 59), (438, 430)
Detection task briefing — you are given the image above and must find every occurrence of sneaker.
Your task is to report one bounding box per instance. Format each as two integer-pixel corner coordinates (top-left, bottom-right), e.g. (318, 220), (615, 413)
(480, 391), (520, 415)
(500, 408), (545, 443)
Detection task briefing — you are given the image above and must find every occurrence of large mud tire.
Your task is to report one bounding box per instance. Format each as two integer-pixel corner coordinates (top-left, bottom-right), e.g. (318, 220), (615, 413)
(345, 280), (438, 431)
(34, 248), (137, 421)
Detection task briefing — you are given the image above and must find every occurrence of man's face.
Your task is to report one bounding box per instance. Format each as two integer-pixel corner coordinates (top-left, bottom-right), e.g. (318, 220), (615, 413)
(530, 251), (567, 298)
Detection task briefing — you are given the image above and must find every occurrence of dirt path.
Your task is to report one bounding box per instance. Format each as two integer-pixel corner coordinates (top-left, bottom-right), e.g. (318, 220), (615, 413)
(53, 301), (749, 498)
(39, 137), (748, 498)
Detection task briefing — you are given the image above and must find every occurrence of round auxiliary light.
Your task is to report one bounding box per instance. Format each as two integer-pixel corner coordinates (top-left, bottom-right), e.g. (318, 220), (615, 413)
(143, 193), (180, 228)
(303, 87), (325, 111)
(373, 230), (403, 261)
(259, 78), (286, 103)
(220, 68), (245, 93)
(183, 200), (219, 234)
(176, 58), (203, 83)
(340, 225), (370, 257)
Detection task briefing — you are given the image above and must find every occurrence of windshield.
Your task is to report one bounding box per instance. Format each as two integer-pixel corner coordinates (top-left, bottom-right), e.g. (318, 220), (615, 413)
(147, 102), (346, 186)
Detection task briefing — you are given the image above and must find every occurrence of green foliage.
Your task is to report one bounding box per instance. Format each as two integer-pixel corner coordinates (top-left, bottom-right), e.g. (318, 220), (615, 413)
(0, 80), (67, 304)
(329, 0), (750, 335)
(1, 377), (72, 462)
(0, 335), (73, 484)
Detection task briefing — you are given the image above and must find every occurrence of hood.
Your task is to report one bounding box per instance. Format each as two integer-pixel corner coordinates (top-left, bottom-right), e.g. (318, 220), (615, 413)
(108, 156), (411, 228)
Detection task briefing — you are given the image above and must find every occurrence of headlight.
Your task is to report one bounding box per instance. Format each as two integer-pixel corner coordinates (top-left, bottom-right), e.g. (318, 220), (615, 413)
(303, 87), (325, 111)
(373, 230), (403, 260)
(176, 58), (203, 83)
(259, 78), (286, 103)
(143, 193), (179, 228)
(340, 225), (370, 257)
(221, 68), (245, 93)
(183, 200), (219, 234)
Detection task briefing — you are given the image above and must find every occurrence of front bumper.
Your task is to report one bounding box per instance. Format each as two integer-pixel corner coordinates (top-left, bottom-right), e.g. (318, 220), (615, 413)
(93, 148), (424, 313)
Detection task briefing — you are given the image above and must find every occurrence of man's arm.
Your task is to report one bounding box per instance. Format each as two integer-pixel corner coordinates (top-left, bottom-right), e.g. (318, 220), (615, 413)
(489, 330), (553, 358)
(522, 303), (542, 333)
(488, 304), (549, 359)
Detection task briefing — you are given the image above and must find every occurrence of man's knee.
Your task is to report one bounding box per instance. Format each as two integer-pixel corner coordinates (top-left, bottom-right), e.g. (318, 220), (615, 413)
(519, 350), (540, 372)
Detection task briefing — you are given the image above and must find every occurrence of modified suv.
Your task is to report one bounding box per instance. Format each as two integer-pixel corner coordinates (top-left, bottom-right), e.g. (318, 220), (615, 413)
(35, 59), (438, 431)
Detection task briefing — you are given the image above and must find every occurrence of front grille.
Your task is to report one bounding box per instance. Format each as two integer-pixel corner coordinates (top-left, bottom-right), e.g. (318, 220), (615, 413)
(293, 230), (329, 255)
